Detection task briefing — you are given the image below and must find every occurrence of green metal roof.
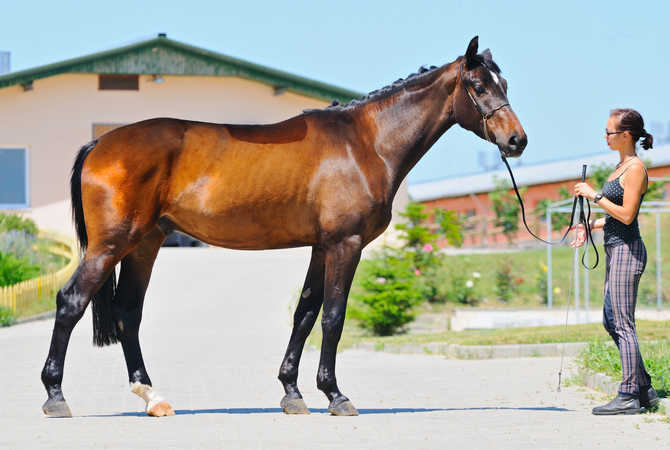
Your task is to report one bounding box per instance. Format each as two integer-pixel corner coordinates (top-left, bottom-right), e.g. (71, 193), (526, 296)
(0, 35), (362, 102)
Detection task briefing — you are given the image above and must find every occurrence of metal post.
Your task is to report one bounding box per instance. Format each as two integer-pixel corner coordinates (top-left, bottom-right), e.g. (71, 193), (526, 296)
(657, 209), (662, 309)
(547, 208), (553, 309)
(584, 244), (589, 312)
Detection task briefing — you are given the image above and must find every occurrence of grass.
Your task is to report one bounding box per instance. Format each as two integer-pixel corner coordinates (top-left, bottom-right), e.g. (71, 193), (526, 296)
(307, 319), (670, 350)
(574, 338), (670, 398)
(16, 295), (57, 319)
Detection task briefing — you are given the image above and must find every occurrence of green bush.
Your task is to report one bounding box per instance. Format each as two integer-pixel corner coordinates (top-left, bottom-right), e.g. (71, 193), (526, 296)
(0, 213), (38, 235)
(0, 251), (41, 287)
(349, 248), (424, 336)
(0, 306), (17, 327)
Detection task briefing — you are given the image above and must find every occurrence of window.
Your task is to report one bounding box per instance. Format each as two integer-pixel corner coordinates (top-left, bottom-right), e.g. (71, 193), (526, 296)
(0, 147), (29, 208)
(92, 123), (126, 139)
(99, 75), (139, 90)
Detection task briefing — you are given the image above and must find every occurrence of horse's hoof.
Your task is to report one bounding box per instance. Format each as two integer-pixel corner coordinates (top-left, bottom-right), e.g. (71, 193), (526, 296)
(42, 399), (73, 418)
(280, 395), (311, 415)
(147, 401), (175, 417)
(329, 399), (359, 416)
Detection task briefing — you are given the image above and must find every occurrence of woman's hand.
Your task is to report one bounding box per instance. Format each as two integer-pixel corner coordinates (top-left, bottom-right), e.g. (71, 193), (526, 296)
(570, 223), (587, 248)
(573, 182), (598, 201)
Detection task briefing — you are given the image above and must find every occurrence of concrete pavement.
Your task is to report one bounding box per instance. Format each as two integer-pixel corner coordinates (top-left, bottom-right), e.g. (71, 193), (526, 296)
(1, 247), (668, 449)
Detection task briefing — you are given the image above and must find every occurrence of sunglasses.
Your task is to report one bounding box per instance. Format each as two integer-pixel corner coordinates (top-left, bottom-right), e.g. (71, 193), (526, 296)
(605, 129), (624, 137)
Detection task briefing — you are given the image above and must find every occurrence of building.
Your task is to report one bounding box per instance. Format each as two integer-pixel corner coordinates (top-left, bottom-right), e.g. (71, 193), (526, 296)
(0, 34), (409, 241)
(409, 146), (670, 247)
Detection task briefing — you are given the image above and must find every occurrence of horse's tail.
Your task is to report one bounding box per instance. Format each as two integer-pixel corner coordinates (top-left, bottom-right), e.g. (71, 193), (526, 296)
(71, 140), (119, 347)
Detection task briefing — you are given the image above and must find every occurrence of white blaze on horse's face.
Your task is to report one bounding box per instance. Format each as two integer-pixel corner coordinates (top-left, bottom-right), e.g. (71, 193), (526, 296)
(490, 71), (500, 86)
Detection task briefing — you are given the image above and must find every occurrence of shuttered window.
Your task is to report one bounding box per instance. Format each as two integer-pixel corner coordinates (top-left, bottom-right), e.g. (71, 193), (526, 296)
(0, 147), (29, 208)
(99, 75), (139, 90)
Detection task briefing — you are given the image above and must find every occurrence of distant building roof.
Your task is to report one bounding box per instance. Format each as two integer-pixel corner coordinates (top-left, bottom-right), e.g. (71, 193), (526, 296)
(0, 34), (362, 103)
(409, 143), (670, 202)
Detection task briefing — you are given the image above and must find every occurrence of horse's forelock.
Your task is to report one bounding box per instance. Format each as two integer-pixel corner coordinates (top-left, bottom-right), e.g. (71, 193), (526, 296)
(472, 54), (502, 74)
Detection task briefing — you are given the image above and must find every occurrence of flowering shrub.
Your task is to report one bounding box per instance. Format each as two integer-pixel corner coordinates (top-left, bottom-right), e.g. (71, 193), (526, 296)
(494, 257), (523, 302)
(534, 261), (549, 304)
(446, 266), (481, 306)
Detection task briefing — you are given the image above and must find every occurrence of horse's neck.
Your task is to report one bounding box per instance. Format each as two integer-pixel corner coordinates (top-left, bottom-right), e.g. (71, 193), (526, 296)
(362, 64), (459, 193)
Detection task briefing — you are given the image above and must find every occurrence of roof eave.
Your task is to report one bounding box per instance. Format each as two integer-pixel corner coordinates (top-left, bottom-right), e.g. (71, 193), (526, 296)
(0, 36), (362, 102)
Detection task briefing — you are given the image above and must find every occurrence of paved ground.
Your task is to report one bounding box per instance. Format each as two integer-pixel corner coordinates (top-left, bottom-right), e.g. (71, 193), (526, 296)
(1, 247), (668, 449)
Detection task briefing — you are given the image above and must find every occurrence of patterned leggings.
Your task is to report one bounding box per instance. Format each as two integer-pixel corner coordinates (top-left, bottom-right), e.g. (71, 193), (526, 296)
(602, 239), (652, 395)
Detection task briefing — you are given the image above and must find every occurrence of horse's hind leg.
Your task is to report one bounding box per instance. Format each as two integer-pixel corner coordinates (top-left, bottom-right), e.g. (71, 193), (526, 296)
(41, 250), (119, 417)
(278, 247), (325, 414)
(114, 226), (174, 417)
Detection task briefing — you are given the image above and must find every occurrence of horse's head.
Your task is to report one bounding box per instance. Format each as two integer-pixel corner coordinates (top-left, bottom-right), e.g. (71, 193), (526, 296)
(455, 36), (527, 158)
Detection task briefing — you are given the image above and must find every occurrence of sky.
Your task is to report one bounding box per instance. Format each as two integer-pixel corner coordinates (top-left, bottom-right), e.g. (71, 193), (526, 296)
(2, 0), (669, 184)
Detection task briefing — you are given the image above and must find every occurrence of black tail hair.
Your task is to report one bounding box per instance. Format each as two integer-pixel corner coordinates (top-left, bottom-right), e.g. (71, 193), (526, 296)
(71, 140), (119, 347)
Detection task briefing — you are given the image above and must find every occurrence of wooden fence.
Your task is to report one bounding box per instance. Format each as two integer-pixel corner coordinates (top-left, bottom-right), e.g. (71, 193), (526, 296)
(0, 233), (78, 313)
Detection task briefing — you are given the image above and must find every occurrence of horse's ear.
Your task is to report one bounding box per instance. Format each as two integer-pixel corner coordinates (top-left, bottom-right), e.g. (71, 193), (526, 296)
(481, 49), (492, 61)
(465, 36), (479, 69)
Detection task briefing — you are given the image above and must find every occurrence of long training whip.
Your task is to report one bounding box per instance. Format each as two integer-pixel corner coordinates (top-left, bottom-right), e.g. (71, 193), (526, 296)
(501, 161), (597, 392)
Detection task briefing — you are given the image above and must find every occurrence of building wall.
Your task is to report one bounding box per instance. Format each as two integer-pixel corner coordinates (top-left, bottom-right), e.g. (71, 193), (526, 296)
(422, 166), (670, 247)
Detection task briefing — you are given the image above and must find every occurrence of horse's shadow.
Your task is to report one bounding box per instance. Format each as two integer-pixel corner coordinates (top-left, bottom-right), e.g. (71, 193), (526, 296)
(84, 405), (572, 418)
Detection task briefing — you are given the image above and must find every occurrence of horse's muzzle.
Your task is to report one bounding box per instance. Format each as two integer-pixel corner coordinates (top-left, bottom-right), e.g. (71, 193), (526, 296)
(499, 132), (527, 158)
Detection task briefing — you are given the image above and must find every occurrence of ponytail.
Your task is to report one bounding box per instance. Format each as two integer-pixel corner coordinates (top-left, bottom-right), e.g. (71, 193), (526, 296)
(610, 108), (653, 150)
(640, 130), (654, 150)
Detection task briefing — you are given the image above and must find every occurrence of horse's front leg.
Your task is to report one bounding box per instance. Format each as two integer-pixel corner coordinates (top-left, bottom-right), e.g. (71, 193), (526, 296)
(317, 236), (362, 416)
(278, 247), (325, 414)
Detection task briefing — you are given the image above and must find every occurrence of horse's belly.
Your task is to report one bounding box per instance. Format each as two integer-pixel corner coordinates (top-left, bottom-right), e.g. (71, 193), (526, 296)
(164, 204), (318, 250)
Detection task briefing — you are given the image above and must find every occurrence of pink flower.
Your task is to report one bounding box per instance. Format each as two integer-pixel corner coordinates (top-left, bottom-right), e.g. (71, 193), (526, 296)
(415, 269), (421, 275)
(423, 244), (434, 252)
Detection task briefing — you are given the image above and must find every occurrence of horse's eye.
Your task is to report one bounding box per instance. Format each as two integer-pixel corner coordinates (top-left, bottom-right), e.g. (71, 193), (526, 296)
(474, 85), (485, 95)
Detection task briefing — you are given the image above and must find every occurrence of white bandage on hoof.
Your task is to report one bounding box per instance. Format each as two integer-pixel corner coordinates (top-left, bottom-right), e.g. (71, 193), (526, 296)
(131, 382), (174, 416)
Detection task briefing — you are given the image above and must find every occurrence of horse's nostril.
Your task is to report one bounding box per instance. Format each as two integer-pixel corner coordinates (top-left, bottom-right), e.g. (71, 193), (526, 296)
(509, 135), (518, 148)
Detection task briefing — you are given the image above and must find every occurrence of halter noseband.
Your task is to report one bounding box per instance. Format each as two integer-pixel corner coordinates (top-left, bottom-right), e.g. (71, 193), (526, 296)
(460, 64), (509, 143)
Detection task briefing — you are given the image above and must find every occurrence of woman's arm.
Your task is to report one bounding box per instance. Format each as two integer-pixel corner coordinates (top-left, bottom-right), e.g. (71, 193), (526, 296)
(573, 164), (647, 225)
(570, 218), (605, 248)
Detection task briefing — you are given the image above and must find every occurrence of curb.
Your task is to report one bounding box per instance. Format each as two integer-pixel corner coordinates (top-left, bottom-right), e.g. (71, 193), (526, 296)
(12, 310), (56, 325)
(351, 341), (589, 359)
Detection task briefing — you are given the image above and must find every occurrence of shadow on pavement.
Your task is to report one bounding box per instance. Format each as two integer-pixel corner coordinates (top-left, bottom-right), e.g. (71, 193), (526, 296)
(83, 405), (572, 417)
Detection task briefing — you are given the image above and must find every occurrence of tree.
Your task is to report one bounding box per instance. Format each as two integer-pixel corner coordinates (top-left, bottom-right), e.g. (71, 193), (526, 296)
(489, 176), (525, 243)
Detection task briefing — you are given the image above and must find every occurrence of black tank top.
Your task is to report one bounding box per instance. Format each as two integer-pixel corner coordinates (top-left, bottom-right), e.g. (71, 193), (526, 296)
(602, 163), (647, 248)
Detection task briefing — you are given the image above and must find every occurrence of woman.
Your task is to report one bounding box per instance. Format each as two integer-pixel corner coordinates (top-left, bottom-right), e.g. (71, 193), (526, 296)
(572, 108), (658, 415)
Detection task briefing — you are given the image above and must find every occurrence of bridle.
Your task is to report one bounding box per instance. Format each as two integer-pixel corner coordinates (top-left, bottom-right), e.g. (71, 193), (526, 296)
(459, 63), (509, 143)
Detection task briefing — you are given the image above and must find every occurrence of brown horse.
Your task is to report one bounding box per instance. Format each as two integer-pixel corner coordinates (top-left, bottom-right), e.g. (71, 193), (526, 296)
(41, 36), (526, 418)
